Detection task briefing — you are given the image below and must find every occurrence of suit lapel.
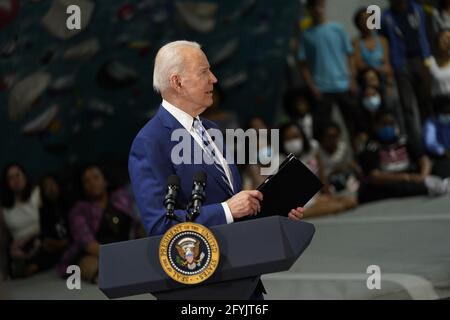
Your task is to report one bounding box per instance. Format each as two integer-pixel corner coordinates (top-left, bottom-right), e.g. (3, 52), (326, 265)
(158, 106), (235, 197)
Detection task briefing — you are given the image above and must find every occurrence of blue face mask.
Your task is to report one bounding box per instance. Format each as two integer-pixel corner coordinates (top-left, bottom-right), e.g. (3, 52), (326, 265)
(376, 126), (397, 142)
(362, 95), (381, 112)
(438, 113), (450, 124)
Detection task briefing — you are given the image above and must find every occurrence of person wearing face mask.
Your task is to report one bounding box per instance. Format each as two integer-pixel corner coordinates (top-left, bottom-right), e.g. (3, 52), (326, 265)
(279, 122), (358, 218)
(362, 88), (382, 113)
(358, 110), (449, 203)
(279, 122), (319, 173)
(361, 86), (384, 128)
(357, 68), (405, 135)
(358, 84), (406, 144)
(423, 95), (450, 178)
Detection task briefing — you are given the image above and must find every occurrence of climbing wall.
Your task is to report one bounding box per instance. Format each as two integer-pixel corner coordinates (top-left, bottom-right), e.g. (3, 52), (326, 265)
(0, 0), (300, 178)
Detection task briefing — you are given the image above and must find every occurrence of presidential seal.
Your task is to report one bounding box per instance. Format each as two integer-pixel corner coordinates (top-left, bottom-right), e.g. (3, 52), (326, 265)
(159, 222), (220, 285)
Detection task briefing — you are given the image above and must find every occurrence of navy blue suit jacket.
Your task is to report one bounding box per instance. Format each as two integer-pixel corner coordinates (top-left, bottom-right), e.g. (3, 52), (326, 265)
(128, 105), (241, 236)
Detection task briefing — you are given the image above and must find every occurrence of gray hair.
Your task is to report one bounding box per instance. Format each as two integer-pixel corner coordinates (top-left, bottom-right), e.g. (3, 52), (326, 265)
(153, 40), (201, 93)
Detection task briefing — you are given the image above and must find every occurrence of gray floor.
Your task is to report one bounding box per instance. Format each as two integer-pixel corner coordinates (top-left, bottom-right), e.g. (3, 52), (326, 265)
(1, 194), (449, 300)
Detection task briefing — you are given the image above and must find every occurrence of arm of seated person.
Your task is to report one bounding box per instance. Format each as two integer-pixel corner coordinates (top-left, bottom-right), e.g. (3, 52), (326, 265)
(369, 169), (411, 184)
(85, 241), (100, 257)
(417, 156), (432, 178)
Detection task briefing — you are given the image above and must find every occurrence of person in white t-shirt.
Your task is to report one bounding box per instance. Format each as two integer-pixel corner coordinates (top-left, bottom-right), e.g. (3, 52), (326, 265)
(426, 29), (450, 96)
(1, 163), (41, 278)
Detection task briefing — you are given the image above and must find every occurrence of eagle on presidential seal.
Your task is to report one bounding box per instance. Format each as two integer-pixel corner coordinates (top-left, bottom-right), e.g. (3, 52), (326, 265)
(175, 237), (206, 270)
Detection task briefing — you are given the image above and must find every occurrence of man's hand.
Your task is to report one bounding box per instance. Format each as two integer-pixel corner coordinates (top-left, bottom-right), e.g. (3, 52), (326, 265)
(226, 190), (263, 219)
(288, 207), (305, 221)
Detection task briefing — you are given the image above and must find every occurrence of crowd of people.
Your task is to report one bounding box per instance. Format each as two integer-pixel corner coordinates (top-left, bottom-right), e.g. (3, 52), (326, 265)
(240, 0), (450, 217)
(1, 0), (450, 282)
(0, 163), (146, 281)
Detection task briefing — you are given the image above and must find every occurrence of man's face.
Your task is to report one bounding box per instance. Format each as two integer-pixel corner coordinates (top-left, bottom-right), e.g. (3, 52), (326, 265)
(178, 48), (217, 114)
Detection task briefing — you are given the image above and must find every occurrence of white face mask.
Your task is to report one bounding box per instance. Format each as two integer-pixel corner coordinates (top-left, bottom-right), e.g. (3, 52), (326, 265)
(362, 94), (381, 112)
(284, 138), (303, 155)
(258, 145), (272, 165)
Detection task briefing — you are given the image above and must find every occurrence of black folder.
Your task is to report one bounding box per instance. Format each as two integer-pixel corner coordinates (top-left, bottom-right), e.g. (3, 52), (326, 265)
(251, 153), (323, 218)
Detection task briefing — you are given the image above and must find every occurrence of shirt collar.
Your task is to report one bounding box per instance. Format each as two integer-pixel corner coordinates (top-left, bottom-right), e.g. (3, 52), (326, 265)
(161, 99), (199, 131)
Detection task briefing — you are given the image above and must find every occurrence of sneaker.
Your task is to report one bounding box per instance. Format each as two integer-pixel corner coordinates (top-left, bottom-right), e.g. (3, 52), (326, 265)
(425, 175), (449, 196)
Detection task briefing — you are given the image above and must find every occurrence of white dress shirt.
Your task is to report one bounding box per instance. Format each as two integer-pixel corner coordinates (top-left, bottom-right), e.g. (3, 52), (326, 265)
(161, 99), (234, 224)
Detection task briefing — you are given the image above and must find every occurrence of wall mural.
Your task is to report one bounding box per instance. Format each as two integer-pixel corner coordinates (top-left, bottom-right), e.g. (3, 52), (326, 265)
(0, 0), (300, 178)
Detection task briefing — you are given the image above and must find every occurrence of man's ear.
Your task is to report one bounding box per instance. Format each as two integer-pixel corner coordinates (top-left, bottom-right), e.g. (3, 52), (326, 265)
(169, 74), (182, 92)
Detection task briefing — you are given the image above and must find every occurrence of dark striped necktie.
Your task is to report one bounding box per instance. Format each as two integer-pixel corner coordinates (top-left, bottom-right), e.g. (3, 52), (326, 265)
(192, 118), (233, 193)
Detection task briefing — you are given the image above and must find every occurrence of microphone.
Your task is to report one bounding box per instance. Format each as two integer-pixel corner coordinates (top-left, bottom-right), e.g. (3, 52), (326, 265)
(186, 171), (207, 222)
(164, 174), (182, 223)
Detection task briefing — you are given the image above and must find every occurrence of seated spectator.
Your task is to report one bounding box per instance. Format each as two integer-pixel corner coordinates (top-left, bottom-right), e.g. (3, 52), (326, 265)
(358, 66), (398, 101)
(425, 28), (450, 97)
(360, 85), (384, 123)
(353, 7), (394, 93)
(283, 88), (314, 140)
(423, 95), (450, 178)
(37, 174), (70, 270)
(317, 122), (362, 199)
(1, 164), (41, 278)
(57, 164), (139, 283)
(279, 122), (357, 218)
(358, 110), (449, 203)
(358, 68), (405, 135)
